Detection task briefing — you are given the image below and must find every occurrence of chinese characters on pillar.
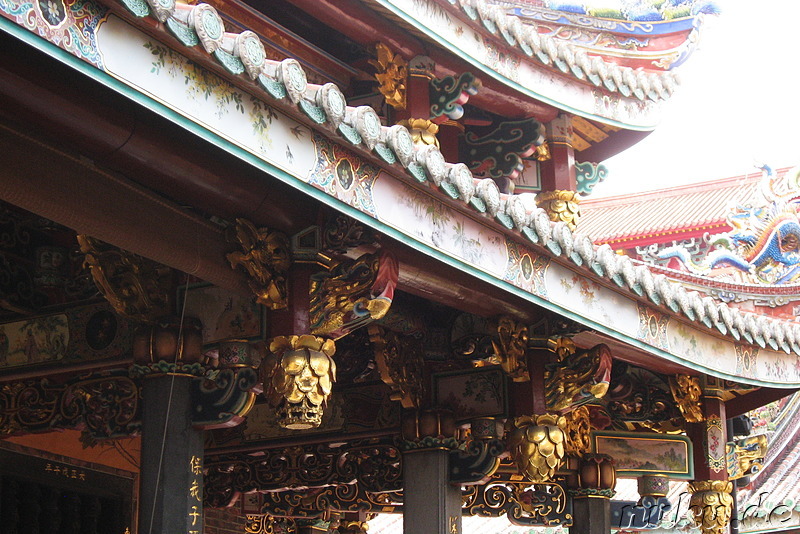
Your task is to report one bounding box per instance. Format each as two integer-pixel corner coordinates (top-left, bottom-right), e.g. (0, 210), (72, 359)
(188, 455), (203, 534)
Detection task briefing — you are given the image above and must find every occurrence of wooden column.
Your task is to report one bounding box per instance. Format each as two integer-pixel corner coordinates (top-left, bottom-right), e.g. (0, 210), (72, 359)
(687, 393), (727, 481)
(539, 114), (576, 192)
(139, 375), (205, 534)
(686, 384), (733, 534)
(404, 57), (434, 120)
(133, 320), (206, 534)
(267, 262), (315, 338)
(509, 347), (549, 417)
(402, 449), (462, 534)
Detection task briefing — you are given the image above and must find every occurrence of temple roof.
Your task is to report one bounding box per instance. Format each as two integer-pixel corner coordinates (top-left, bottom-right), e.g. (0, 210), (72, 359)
(364, 0), (715, 130)
(580, 170), (771, 247)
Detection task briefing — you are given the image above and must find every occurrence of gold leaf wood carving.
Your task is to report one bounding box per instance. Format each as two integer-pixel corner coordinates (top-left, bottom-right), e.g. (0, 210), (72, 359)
(545, 342), (611, 413)
(368, 325), (425, 409)
(669, 374), (704, 423)
(78, 235), (173, 322)
(310, 251), (398, 340)
(369, 42), (408, 110)
(226, 218), (291, 310)
(261, 335), (336, 430)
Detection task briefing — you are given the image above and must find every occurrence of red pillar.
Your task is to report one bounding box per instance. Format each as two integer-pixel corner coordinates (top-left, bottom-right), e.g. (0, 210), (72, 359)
(539, 114), (576, 192)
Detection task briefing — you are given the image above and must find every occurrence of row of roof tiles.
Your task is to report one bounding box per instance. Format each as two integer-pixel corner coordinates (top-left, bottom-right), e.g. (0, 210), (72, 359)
(428, 0), (683, 100)
(580, 172), (767, 244)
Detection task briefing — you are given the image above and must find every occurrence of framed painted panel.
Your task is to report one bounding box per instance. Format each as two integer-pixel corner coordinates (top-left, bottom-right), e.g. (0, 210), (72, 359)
(0, 302), (132, 375)
(592, 431), (694, 479)
(179, 284), (264, 345)
(433, 367), (507, 422)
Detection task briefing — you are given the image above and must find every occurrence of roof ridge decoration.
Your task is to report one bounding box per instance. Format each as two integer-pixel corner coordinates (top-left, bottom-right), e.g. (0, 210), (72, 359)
(114, 0), (800, 358)
(660, 165), (800, 286)
(518, 0), (721, 24)
(451, 0), (684, 101)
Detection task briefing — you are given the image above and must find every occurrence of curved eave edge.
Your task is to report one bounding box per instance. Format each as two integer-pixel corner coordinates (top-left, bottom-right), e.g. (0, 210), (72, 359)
(371, 0), (673, 130)
(2, 15), (799, 388)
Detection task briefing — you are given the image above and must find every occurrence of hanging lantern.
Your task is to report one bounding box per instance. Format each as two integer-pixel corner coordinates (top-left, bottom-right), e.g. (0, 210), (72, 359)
(261, 335), (336, 430)
(507, 414), (566, 483)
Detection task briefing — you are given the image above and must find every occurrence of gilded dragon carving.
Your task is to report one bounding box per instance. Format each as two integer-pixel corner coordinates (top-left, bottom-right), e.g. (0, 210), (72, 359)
(669, 374), (704, 423)
(370, 42), (407, 109)
(309, 251), (398, 340)
(544, 342), (611, 413)
(491, 316), (529, 382)
(368, 325), (425, 409)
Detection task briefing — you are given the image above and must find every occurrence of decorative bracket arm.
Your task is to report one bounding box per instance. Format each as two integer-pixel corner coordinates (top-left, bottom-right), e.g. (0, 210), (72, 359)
(464, 118), (545, 181)
(449, 438), (507, 485)
(545, 343), (611, 413)
(429, 72), (481, 122)
(370, 42), (407, 110)
(491, 316), (529, 382)
(191, 367), (259, 429)
(575, 162), (609, 197)
(78, 235), (174, 322)
(670, 374), (704, 423)
(726, 434), (767, 480)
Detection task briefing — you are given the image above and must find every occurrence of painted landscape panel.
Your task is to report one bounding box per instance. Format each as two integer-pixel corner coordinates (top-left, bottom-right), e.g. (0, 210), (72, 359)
(594, 432), (693, 479)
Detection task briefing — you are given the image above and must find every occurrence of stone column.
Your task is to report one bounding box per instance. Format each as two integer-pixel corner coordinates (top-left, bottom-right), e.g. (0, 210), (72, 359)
(401, 410), (462, 534)
(132, 318), (206, 534)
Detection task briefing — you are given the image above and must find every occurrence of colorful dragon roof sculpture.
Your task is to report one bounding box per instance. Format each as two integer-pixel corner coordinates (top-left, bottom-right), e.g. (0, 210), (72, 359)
(661, 165), (800, 285)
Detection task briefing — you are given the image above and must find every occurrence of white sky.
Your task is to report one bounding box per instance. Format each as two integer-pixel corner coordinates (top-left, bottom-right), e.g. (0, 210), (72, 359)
(590, 0), (800, 197)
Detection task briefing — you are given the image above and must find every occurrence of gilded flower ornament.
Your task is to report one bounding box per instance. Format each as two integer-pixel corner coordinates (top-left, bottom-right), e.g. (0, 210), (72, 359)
(262, 335), (336, 430)
(507, 414), (566, 483)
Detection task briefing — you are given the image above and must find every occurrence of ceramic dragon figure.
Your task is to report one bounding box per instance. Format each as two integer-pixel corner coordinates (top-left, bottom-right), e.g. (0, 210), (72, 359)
(660, 165), (800, 284)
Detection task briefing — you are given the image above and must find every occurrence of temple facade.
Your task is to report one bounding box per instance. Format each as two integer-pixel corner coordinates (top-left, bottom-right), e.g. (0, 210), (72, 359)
(1, 1), (791, 534)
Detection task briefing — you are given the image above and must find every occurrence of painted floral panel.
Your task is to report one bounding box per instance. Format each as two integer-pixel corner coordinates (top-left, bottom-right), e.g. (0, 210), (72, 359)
(96, 15), (316, 180)
(545, 262), (639, 337)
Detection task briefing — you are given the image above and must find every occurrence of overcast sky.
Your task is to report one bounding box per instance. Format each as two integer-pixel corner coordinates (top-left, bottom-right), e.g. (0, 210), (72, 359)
(590, 0), (800, 197)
